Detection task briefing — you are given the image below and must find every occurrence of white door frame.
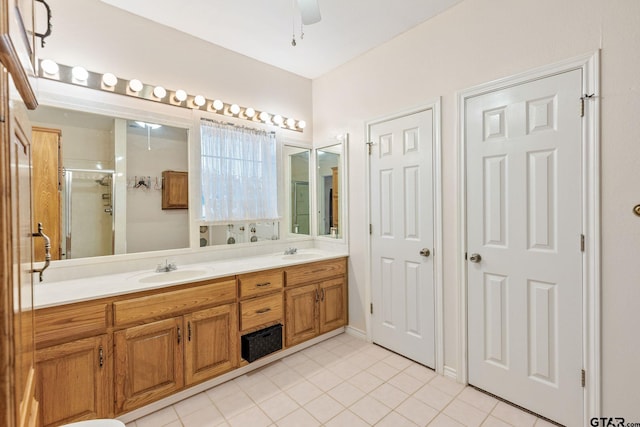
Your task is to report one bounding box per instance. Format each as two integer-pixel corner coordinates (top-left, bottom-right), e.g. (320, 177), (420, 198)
(365, 99), (444, 375)
(457, 52), (601, 422)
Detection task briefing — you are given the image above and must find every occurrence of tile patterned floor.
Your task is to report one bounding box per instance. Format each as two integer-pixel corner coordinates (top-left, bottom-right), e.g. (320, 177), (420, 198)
(125, 333), (556, 427)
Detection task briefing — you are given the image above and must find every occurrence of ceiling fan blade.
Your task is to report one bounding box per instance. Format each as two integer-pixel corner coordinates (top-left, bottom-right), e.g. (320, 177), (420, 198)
(297, 0), (321, 25)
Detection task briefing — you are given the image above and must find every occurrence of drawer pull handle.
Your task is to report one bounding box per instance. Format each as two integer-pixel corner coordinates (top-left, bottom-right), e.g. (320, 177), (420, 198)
(315, 289), (320, 302)
(256, 308), (271, 314)
(188, 321), (192, 342)
(177, 327), (182, 344)
(256, 282), (271, 287)
(98, 346), (104, 368)
(320, 289), (325, 301)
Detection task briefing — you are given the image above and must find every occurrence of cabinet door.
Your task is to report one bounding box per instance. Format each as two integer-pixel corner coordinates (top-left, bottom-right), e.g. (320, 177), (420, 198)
(184, 304), (238, 385)
(162, 170), (188, 209)
(285, 284), (319, 347)
(114, 317), (184, 414)
(319, 278), (347, 334)
(35, 335), (111, 427)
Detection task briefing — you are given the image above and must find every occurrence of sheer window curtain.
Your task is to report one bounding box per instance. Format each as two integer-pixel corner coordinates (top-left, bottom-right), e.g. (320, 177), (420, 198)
(200, 120), (279, 223)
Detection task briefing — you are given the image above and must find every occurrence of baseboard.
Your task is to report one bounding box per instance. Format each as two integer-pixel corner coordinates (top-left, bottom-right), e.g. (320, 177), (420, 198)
(345, 325), (367, 341)
(444, 365), (458, 381)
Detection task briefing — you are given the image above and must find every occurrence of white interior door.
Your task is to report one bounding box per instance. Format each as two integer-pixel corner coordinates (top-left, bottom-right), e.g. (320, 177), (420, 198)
(466, 69), (583, 426)
(370, 109), (435, 368)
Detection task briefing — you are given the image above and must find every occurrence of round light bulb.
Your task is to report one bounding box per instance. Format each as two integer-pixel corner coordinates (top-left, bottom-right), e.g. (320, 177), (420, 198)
(102, 73), (117, 87)
(245, 107), (256, 118)
(273, 115), (283, 125)
(71, 66), (89, 81)
(174, 90), (187, 102)
(194, 95), (206, 107)
(129, 79), (143, 92)
(153, 86), (167, 99)
(286, 118), (296, 128)
(40, 59), (59, 75)
(259, 111), (270, 122)
(230, 104), (240, 115)
(212, 99), (224, 111)
(297, 120), (306, 129)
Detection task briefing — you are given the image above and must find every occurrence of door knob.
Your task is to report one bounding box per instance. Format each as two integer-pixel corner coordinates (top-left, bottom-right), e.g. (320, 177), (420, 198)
(469, 253), (482, 263)
(420, 248), (431, 257)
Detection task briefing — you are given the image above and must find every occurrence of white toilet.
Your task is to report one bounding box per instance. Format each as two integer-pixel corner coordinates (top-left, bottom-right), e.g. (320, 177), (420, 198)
(61, 420), (125, 427)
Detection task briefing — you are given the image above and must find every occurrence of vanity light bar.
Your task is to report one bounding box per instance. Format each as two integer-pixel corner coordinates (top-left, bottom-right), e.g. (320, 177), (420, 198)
(36, 59), (306, 132)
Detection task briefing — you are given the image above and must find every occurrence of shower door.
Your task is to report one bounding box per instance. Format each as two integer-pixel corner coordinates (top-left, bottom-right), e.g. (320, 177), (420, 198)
(62, 169), (115, 258)
(292, 181), (309, 234)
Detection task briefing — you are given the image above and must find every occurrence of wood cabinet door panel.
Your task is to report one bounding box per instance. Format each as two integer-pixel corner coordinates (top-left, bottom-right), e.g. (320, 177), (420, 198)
(320, 278), (347, 333)
(184, 304), (238, 385)
(284, 284), (319, 347)
(114, 317), (183, 413)
(35, 335), (111, 427)
(162, 170), (188, 209)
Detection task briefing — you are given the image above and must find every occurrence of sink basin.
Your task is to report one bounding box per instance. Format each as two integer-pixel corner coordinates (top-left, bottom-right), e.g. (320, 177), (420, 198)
(135, 269), (211, 284)
(281, 253), (322, 261)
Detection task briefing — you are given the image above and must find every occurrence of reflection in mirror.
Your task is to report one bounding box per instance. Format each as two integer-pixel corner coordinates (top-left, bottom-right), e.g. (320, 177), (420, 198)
(198, 222), (280, 246)
(316, 144), (342, 238)
(288, 147), (310, 235)
(27, 105), (190, 260)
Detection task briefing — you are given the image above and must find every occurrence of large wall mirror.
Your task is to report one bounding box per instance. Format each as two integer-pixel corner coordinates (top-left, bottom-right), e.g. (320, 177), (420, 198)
(27, 105), (190, 261)
(316, 137), (346, 239)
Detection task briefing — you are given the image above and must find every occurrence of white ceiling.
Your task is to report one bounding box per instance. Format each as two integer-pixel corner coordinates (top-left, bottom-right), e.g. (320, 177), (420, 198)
(99, 0), (462, 79)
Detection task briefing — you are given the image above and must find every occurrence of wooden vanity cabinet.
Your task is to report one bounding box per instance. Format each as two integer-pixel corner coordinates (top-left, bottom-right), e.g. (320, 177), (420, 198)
(284, 258), (347, 347)
(34, 301), (112, 426)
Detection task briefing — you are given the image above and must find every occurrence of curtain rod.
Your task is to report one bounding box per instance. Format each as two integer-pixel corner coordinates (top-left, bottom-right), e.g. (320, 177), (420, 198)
(200, 117), (276, 135)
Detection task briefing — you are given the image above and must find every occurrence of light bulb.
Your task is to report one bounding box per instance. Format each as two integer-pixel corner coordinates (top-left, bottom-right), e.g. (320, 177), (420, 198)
(102, 73), (117, 87)
(212, 99), (224, 111)
(297, 120), (306, 129)
(230, 104), (240, 115)
(245, 107), (256, 118)
(153, 86), (167, 99)
(174, 90), (187, 102)
(40, 59), (59, 75)
(273, 115), (283, 125)
(286, 118), (296, 128)
(71, 66), (89, 81)
(259, 111), (270, 122)
(194, 95), (206, 107)
(129, 79), (143, 92)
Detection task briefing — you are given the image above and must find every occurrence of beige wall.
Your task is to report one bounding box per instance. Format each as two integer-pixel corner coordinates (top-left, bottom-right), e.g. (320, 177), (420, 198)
(313, 0), (640, 419)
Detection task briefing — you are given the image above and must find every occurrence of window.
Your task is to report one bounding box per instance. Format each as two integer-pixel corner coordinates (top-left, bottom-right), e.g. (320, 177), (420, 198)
(200, 120), (279, 223)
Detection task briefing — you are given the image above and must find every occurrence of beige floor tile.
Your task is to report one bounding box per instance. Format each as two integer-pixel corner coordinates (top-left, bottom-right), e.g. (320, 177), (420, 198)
(174, 392), (215, 419)
(491, 402), (537, 427)
(257, 392), (299, 422)
(327, 381), (366, 406)
(376, 410), (419, 427)
(535, 418), (558, 426)
(369, 383), (410, 409)
(383, 353), (415, 370)
(388, 371), (425, 394)
(125, 422), (137, 427)
(307, 368), (343, 391)
(428, 375), (465, 396)
(226, 406), (271, 427)
(350, 395), (393, 425)
(442, 399), (489, 427)
(457, 387), (498, 413)
(348, 370), (385, 393)
(481, 415), (513, 427)
(413, 384), (456, 411)
(180, 405), (226, 427)
(304, 393), (345, 424)
(428, 413), (465, 427)
(395, 396), (439, 426)
(214, 390), (255, 419)
(292, 357), (324, 379)
(268, 368), (305, 390)
(403, 364), (437, 383)
(367, 360), (401, 381)
(276, 408), (321, 427)
(205, 380), (242, 402)
(324, 409), (371, 427)
(328, 359), (363, 379)
(242, 377), (281, 403)
(284, 379), (323, 406)
(135, 406), (180, 427)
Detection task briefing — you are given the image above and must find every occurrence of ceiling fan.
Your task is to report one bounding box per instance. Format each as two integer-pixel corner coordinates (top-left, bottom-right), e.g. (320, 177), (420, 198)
(297, 0), (321, 25)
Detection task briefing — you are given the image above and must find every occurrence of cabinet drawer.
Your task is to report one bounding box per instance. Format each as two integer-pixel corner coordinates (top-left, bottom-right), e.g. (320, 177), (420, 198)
(35, 302), (109, 348)
(239, 270), (283, 299)
(285, 258), (347, 287)
(240, 293), (283, 331)
(114, 279), (236, 327)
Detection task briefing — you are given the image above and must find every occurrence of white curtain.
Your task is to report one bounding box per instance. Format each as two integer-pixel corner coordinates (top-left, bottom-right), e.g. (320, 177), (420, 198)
(200, 121), (279, 223)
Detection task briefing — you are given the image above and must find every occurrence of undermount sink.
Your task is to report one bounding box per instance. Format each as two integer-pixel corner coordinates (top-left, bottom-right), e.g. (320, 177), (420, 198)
(135, 269), (211, 284)
(281, 252), (322, 261)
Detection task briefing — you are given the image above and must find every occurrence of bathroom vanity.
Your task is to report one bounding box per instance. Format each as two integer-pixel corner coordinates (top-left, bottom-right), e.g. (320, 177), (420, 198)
(32, 253), (347, 426)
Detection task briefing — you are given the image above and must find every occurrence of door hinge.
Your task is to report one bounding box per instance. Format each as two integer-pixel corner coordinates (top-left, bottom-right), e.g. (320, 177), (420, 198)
(366, 141), (373, 155)
(370, 303), (373, 314)
(580, 93), (595, 117)
(369, 224), (372, 235)
(580, 234), (585, 252)
(581, 369), (586, 387)
(464, 252), (468, 260)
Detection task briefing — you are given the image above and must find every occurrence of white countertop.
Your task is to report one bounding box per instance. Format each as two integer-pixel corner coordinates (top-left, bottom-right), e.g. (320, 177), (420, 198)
(34, 249), (348, 309)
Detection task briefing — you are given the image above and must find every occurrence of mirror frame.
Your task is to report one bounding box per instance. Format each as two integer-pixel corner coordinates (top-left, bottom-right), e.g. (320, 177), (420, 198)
(314, 134), (348, 243)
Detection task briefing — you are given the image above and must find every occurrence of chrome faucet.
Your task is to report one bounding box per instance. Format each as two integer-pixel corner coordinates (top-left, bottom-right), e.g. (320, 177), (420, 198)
(156, 259), (177, 272)
(284, 247), (298, 255)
